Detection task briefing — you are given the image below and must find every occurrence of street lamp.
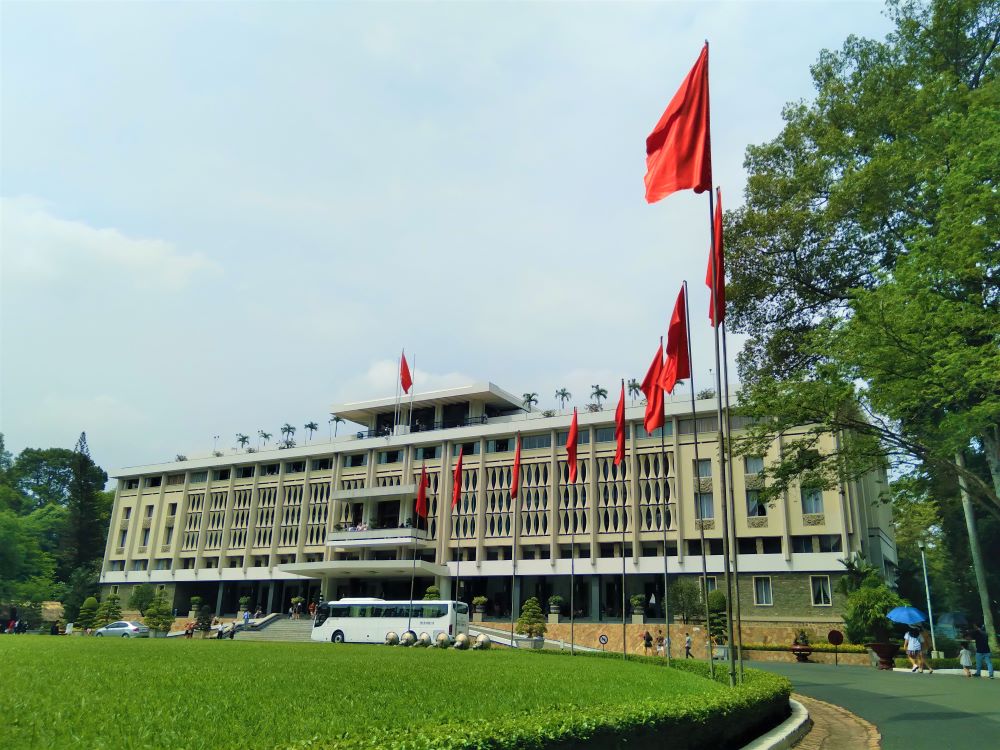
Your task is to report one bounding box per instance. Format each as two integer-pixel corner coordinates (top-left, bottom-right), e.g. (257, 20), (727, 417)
(917, 539), (940, 657)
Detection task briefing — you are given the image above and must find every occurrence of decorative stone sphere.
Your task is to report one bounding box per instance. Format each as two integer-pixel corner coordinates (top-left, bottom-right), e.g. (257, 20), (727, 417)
(400, 630), (417, 647)
(435, 632), (451, 648)
(385, 631), (399, 646)
(474, 633), (492, 650)
(417, 632), (432, 647)
(453, 633), (470, 650)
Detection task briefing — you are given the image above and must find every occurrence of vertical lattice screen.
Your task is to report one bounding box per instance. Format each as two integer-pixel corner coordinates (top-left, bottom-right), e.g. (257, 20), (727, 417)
(517, 463), (549, 537)
(452, 468), (477, 539)
(338, 478), (364, 526)
(636, 452), (675, 532)
(596, 458), (629, 533)
(375, 474), (401, 487)
(306, 482), (330, 546)
(484, 465), (513, 539)
(182, 493), (204, 550)
(252, 486), (277, 548)
(228, 489), (252, 549)
(559, 481), (588, 535)
(411, 469), (439, 538)
(278, 484), (302, 547)
(204, 490), (228, 550)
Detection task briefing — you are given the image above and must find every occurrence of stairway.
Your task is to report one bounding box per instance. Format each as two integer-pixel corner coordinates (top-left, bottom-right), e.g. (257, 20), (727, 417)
(237, 617), (316, 643)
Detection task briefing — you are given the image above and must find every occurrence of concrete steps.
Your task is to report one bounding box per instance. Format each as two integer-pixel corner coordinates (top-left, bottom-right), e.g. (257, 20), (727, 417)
(237, 618), (316, 643)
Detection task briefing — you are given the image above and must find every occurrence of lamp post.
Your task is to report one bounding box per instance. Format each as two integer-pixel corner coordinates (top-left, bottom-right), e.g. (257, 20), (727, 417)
(917, 539), (940, 657)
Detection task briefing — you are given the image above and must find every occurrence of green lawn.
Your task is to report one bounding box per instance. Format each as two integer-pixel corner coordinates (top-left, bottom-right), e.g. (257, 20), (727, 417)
(1, 637), (788, 750)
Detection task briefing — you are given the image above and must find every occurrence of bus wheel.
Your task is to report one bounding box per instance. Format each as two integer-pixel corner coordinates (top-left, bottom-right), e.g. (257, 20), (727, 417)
(332, 631), (345, 644)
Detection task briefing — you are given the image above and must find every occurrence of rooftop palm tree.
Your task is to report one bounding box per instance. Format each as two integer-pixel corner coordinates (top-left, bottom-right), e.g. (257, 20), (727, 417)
(590, 384), (608, 409)
(522, 392), (539, 411)
(304, 421), (318, 442)
(329, 415), (345, 438)
(258, 430), (272, 449)
(554, 388), (571, 409)
(627, 379), (641, 405)
(280, 423), (296, 448)
(236, 433), (250, 451)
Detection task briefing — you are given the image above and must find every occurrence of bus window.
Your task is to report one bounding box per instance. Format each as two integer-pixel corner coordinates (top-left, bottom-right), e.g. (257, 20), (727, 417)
(314, 603), (331, 627)
(419, 604), (446, 618)
(331, 605), (349, 618)
(371, 605), (385, 618)
(455, 602), (469, 615)
(350, 605), (374, 618)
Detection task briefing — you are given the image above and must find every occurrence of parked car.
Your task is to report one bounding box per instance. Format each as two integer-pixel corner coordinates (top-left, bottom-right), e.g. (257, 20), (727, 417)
(94, 621), (150, 638)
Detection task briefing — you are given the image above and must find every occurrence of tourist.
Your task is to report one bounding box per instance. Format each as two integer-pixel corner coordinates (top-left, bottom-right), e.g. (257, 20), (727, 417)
(971, 623), (994, 679)
(288, 605), (294, 619)
(904, 628), (922, 672)
(184, 621), (194, 639)
(253, 608), (263, 619)
(655, 629), (665, 657)
(684, 632), (693, 659)
(642, 630), (653, 656)
(243, 609), (251, 627)
(918, 626), (934, 674)
(959, 642), (974, 678)
(308, 601), (317, 619)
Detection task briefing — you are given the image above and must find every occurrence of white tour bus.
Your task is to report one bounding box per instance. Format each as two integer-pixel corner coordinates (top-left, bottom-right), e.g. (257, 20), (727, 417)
(311, 598), (470, 644)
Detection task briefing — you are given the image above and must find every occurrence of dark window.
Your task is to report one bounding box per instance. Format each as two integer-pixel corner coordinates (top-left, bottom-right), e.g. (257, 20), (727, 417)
(594, 427), (617, 443)
(635, 423), (673, 438)
(330, 605), (349, 618)
(817, 534), (842, 553)
(144, 477), (162, 488)
(314, 603), (330, 627)
(311, 458), (333, 471)
(707, 539), (723, 555)
(521, 434), (551, 450)
(261, 464), (280, 476)
(599, 543), (616, 557)
(791, 535), (813, 553)
(378, 450), (402, 465)
(687, 539), (702, 556)
(236, 466), (255, 479)
(189, 471), (208, 483)
(761, 537), (782, 554)
(125, 479), (140, 490)
(452, 442), (479, 457)
(557, 430), (590, 446)
(285, 461), (306, 474)
(166, 474), (184, 486)
(737, 537), (758, 555)
(746, 490), (767, 517)
(486, 547), (501, 561)
(213, 469), (231, 481)
(678, 416), (718, 435)
(414, 446), (440, 460)
(343, 454), (366, 468)
(167, 503), (177, 516)
(641, 545), (659, 557)
(487, 438), (512, 453)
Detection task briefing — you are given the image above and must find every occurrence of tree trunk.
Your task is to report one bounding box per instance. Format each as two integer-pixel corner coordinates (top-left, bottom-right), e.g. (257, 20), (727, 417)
(956, 452), (999, 653)
(981, 427), (1000, 503)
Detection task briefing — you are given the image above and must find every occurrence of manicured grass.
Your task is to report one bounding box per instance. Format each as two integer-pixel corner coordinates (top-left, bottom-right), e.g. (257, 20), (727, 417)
(1, 637), (789, 749)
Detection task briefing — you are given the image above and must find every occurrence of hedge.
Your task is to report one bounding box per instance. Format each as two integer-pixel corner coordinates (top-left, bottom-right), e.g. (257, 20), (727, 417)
(295, 652), (792, 750)
(741, 642), (867, 654)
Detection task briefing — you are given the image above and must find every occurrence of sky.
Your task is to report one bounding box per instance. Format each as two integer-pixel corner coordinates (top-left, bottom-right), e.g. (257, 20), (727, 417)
(0, 0), (893, 473)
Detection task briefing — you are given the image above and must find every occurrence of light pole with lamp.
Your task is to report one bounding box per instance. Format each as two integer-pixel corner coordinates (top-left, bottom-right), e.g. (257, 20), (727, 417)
(917, 539), (941, 658)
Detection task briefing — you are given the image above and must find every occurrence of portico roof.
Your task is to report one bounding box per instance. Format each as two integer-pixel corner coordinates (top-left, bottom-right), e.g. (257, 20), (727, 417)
(329, 382), (524, 424)
(276, 559), (449, 580)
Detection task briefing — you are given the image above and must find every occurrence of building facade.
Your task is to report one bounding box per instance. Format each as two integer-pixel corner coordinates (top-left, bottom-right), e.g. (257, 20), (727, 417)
(100, 382), (896, 635)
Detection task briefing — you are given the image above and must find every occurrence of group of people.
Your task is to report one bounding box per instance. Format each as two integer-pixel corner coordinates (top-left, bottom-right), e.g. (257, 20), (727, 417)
(902, 626), (936, 674)
(3, 618), (28, 634)
(287, 601), (317, 620)
(640, 629), (681, 657)
(958, 623), (995, 679)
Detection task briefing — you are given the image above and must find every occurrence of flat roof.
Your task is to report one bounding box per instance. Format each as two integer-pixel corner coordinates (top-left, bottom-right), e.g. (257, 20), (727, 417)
(330, 382), (525, 424)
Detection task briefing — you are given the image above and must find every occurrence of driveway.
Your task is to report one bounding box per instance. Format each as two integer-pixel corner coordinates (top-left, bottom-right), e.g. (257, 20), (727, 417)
(754, 662), (999, 750)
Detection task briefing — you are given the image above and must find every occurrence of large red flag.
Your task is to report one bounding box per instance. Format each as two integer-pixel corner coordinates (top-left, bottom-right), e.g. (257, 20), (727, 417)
(660, 287), (690, 394)
(451, 448), (463, 509)
(566, 408), (579, 484)
(511, 434), (522, 499)
(614, 382), (626, 466)
(640, 340), (665, 434)
(706, 187), (725, 326)
(400, 352), (413, 394)
(644, 43), (712, 203)
(415, 463), (429, 519)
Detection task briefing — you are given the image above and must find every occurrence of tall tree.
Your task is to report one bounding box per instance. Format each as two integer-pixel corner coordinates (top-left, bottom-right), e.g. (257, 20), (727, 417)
(60, 433), (109, 580)
(554, 389), (572, 409)
(590, 385), (608, 408)
(304, 422), (318, 442)
(627, 379), (641, 405)
(522, 393), (539, 411)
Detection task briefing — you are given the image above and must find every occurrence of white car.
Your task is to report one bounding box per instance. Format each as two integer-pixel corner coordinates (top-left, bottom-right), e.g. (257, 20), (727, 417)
(94, 621), (150, 638)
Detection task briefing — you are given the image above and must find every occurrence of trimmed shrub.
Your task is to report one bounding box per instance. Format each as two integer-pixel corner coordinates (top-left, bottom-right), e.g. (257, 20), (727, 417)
(515, 597), (546, 638)
(76, 597), (98, 630)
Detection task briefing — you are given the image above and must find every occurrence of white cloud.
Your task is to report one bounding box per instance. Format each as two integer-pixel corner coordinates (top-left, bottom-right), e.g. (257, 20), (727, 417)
(1, 196), (220, 289)
(336, 359), (477, 405)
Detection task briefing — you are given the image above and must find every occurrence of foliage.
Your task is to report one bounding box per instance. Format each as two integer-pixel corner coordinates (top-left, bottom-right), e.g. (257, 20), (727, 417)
(143, 593), (175, 634)
(94, 594), (122, 628)
(793, 629), (810, 647)
(696, 388), (716, 400)
(422, 586), (440, 601)
(669, 578), (703, 623)
(630, 594), (646, 611)
(586, 403), (602, 413)
(547, 595), (564, 609)
(741, 642), (868, 654)
(836, 553), (882, 596)
(472, 596), (488, 607)
(76, 596), (99, 630)
(554, 389), (572, 409)
(842, 580), (907, 644)
(196, 605), (213, 632)
(514, 596), (547, 638)
(522, 392), (539, 410)
(189, 596), (203, 611)
(127, 584), (155, 616)
(707, 590), (728, 642)
(239, 596), (251, 609)
(590, 385), (608, 407)
(0, 640), (791, 750)
(60, 563), (101, 623)
(541, 410), (556, 418)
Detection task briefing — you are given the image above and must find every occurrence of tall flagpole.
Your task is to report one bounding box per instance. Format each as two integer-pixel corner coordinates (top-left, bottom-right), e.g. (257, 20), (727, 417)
(393, 349), (403, 433)
(406, 355), (417, 433)
(721, 322), (745, 680)
(407, 463), (422, 636)
(683, 281), (715, 679)
(510, 433), (519, 647)
(708, 188), (737, 688)
(659, 362), (672, 666)
(619, 379), (627, 661)
(570, 496), (576, 656)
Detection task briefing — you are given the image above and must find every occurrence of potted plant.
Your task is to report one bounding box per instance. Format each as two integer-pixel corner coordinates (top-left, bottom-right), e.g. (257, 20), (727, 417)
(188, 596), (203, 621)
(472, 596), (488, 622)
(630, 594), (647, 624)
(843, 581), (905, 669)
(238, 595), (251, 612)
(514, 597), (546, 648)
(790, 629), (813, 662)
(547, 595), (564, 624)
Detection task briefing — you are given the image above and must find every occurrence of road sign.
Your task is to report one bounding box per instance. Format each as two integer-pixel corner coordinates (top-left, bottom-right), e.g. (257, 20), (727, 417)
(599, 633), (608, 651)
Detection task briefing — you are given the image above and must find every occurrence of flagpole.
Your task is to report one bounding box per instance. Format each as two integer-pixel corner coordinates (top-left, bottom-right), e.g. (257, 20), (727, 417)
(620, 379), (627, 661)
(659, 354), (672, 666)
(683, 280), (715, 680)
(708, 187), (738, 688)
(407, 354), (416, 433)
(570, 500), (576, 656)
(510, 433), (519, 648)
(393, 349), (403, 434)
(721, 321), (745, 680)
(407, 465), (421, 636)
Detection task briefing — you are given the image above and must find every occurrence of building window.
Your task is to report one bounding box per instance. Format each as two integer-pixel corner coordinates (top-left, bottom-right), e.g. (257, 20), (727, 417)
(110, 561), (124, 572)
(521, 433), (551, 450)
(557, 430), (590, 446)
(261, 464), (280, 476)
(697, 459), (712, 479)
(746, 490), (766, 517)
(182, 558), (195, 569)
(141, 528), (150, 546)
(414, 446), (439, 461)
(213, 469), (231, 481)
(155, 559), (171, 570)
(166, 474), (184, 486)
(164, 527), (174, 546)
(451, 442), (479, 457)
(703, 576), (717, 593)
(123, 507), (132, 520)
(236, 466), (255, 479)
(285, 461), (306, 474)
(679, 416), (718, 435)
(594, 427), (617, 443)
(817, 534), (842, 553)
(811, 575), (833, 606)
(343, 454), (367, 468)
(801, 487), (824, 514)
(125, 479), (140, 490)
(111, 585), (119, 595)
(144, 477), (162, 488)
(737, 537), (758, 555)
(189, 471), (208, 483)
(744, 456), (764, 474)
(487, 438), (512, 453)
(132, 560), (147, 571)
(311, 458), (333, 471)
(377, 450), (402, 465)
(696, 492), (714, 519)
(118, 529), (128, 547)
(167, 502), (177, 516)
(791, 536), (813, 553)
(753, 576), (773, 606)
(635, 423), (672, 439)
(761, 537), (782, 554)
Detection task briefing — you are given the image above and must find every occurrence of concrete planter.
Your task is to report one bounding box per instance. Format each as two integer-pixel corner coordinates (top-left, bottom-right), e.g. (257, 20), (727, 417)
(547, 613), (560, 624)
(515, 636), (545, 649)
(631, 610), (645, 625)
(865, 642), (899, 670)
(472, 611), (484, 623)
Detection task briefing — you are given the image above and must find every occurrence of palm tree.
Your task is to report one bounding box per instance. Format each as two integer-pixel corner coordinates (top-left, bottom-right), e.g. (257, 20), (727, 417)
(554, 388), (571, 409)
(304, 421), (318, 442)
(236, 433), (250, 451)
(280, 423), (296, 446)
(590, 384), (608, 408)
(258, 429), (272, 449)
(329, 415), (344, 438)
(522, 392), (539, 411)
(627, 379), (641, 405)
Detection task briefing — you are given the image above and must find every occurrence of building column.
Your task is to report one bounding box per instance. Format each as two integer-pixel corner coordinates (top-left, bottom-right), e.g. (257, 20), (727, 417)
(215, 582), (224, 615)
(589, 575), (601, 621)
(266, 583), (276, 613)
(512, 575), (521, 618)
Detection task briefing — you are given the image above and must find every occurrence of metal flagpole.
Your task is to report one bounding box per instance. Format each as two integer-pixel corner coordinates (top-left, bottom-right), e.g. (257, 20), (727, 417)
(407, 462), (423, 636)
(720, 321), (745, 681)
(393, 350), (403, 433)
(510, 433), (519, 648)
(683, 280), (715, 680)
(570, 501), (576, 655)
(659, 382), (672, 667)
(406, 355), (416, 433)
(707, 189), (737, 688)
(620, 379), (628, 660)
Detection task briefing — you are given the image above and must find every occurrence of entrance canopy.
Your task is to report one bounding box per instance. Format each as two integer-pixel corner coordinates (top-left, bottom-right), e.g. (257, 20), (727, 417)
(276, 559), (449, 580)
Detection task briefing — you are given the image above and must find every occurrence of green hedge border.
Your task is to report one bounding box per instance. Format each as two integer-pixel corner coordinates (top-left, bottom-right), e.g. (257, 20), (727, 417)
(293, 652), (791, 750)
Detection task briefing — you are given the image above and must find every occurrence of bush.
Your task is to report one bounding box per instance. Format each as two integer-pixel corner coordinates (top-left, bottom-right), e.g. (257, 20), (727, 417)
(189, 596), (203, 612)
(669, 579), (702, 623)
(196, 605), (213, 633)
(707, 590), (728, 642)
(630, 594), (646, 611)
(741, 642), (867, 653)
(143, 593), (175, 634)
(238, 596), (251, 610)
(547, 595), (564, 609)
(842, 581), (906, 643)
(515, 597), (547, 638)
(94, 594), (122, 628)
(127, 584), (155, 616)
(76, 596), (98, 630)
(423, 586), (441, 601)
(472, 595), (488, 607)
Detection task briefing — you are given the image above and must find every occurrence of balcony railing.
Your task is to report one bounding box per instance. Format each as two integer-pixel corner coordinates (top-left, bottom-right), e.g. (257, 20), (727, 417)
(327, 526), (432, 547)
(354, 415), (491, 440)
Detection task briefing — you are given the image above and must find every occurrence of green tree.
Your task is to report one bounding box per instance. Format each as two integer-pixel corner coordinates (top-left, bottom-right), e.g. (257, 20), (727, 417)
(329, 415), (344, 438)
(304, 422), (318, 442)
(196, 604), (213, 634)
(94, 593), (122, 628)
(258, 430), (271, 449)
(707, 589), (728, 643)
(668, 578), (702, 624)
(423, 585), (441, 600)
(842, 580), (907, 644)
(515, 596), (547, 638)
(60, 562), (101, 623)
(143, 593), (175, 635)
(554, 389), (572, 409)
(627, 379), (641, 405)
(236, 433), (250, 451)
(127, 583), (156, 616)
(7, 447), (76, 510)
(61, 434), (110, 580)
(522, 393), (539, 411)
(590, 385), (608, 409)
(76, 596), (99, 630)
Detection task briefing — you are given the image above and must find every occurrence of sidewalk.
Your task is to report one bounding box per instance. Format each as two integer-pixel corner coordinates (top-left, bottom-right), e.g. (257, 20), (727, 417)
(792, 694), (880, 750)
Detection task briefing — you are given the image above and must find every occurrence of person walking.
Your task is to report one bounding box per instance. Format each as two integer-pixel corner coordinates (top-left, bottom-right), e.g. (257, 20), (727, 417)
(243, 609), (250, 628)
(655, 629), (665, 657)
(971, 623), (994, 679)
(959, 641), (975, 678)
(904, 628), (922, 672)
(642, 630), (653, 656)
(918, 626), (934, 674)
(684, 632), (693, 659)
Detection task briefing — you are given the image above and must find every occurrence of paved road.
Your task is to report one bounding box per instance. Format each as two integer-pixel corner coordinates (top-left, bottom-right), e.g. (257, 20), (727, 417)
(755, 662), (999, 750)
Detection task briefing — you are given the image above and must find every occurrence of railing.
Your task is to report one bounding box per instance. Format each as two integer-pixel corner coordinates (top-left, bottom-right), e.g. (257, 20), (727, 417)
(354, 416), (492, 440)
(327, 526), (432, 546)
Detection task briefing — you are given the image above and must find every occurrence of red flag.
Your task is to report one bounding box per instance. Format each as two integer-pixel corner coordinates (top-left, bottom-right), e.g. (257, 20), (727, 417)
(400, 352), (413, 394)
(706, 187), (725, 326)
(451, 448), (463, 509)
(415, 463), (429, 519)
(566, 408), (579, 484)
(614, 382), (626, 466)
(644, 43), (712, 203)
(660, 287), (690, 394)
(640, 340), (665, 434)
(510, 434), (522, 499)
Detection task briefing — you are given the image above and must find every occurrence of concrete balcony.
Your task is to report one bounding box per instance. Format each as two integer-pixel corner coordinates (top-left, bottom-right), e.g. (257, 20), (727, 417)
(332, 484), (417, 502)
(327, 526), (432, 549)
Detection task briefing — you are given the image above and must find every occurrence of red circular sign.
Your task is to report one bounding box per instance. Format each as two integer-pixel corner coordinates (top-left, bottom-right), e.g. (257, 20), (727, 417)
(828, 629), (844, 646)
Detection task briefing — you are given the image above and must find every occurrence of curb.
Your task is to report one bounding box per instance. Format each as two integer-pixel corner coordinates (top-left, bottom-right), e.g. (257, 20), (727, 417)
(739, 699), (811, 750)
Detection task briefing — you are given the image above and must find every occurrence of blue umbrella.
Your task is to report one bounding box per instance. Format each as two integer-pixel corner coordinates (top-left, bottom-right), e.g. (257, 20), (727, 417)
(887, 606), (928, 626)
